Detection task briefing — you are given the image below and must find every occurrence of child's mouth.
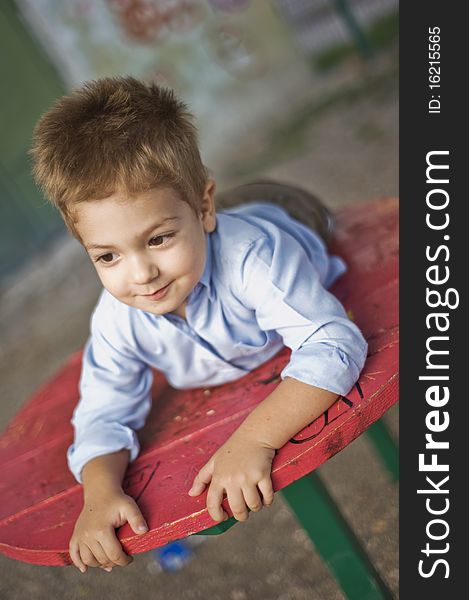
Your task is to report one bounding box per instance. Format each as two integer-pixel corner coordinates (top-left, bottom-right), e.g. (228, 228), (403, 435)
(144, 282), (171, 300)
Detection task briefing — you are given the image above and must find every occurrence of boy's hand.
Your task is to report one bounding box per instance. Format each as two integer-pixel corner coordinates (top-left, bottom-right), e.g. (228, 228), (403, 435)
(188, 432), (276, 522)
(69, 489), (148, 573)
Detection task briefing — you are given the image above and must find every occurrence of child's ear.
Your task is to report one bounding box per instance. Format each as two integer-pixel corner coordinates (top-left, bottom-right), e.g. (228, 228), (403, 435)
(200, 179), (217, 233)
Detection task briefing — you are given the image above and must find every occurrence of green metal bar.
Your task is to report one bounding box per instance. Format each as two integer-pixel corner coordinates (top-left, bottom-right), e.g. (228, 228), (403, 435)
(366, 419), (399, 481)
(194, 516), (238, 536)
(280, 471), (394, 600)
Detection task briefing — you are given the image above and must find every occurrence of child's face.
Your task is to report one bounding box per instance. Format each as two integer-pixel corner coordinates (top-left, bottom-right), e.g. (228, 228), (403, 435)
(74, 182), (216, 318)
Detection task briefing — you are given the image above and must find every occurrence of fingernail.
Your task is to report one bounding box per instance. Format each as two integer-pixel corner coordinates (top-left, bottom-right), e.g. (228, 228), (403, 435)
(79, 567), (86, 574)
(138, 524), (148, 532)
(104, 567), (112, 572)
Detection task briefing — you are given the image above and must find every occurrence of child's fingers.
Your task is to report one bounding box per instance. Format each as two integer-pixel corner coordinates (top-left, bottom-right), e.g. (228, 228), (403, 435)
(242, 485), (263, 513)
(258, 477), (275, 506)
(87, 540), (113, 569)
(124, 501), (149, 536)
(100, 534), (134, 568)
(226, 487), (249, 522)
(206, 484), (226, 522)
(69, 541), (87, 573)
(78, 543), (102, 569)
(188, 460), (214, 496)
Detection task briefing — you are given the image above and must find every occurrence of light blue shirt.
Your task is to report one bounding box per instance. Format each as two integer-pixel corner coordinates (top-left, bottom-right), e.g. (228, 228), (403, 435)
(67, 202), (368, 483)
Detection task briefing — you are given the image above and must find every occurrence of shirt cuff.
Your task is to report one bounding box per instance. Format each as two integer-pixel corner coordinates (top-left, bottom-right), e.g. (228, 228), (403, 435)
(67, 423), (140, 484)
(280, 341), (368, 396)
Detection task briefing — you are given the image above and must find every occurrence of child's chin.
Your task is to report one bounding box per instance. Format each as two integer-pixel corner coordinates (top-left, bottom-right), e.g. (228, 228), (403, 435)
(115, 297), (166, 314)
(140, 300), (176, 316)
(140, 303), (168, 314)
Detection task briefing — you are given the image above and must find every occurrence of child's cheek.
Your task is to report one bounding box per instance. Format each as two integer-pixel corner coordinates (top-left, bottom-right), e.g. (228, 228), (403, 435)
(97, 269), (122, 297)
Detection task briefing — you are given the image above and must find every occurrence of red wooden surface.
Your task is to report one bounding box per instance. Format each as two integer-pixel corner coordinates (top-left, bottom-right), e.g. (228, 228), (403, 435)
(0, 198), (398, 566)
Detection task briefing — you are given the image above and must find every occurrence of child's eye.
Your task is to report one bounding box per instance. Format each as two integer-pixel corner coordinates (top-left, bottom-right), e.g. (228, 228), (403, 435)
(96, 252), (117, 264)
(149, 233), (174, 247)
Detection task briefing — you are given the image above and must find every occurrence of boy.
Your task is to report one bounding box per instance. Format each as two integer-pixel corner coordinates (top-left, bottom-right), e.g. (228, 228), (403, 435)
(31, 77), (367, 574)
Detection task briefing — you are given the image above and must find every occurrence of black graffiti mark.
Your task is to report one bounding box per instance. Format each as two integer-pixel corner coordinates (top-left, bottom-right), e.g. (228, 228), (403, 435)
(259, 372), (282, 385)
(356, 381), (364, 399)
(288, 385), (357, 445)
(123, 461), (160, 502)
(339, 395), (354, 409)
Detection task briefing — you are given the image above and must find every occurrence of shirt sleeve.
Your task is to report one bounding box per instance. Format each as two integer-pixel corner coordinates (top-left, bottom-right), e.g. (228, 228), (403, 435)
(238, 230), (368, 396)
(66, 303), (153, 484)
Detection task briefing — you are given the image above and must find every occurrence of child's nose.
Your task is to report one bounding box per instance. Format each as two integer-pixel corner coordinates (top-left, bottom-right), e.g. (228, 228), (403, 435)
(131, 255), (159, 285)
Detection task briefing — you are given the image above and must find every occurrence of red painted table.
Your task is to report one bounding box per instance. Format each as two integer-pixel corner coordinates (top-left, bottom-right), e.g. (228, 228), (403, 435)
(0, 198), (398, 597)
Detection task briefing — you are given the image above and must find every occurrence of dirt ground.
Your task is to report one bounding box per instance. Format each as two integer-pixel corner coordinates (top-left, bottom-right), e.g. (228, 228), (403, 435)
(0, 47), (398, 600)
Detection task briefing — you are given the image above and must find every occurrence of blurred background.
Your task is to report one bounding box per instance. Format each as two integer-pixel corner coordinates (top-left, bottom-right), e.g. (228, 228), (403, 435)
(0, 0), (398, 598)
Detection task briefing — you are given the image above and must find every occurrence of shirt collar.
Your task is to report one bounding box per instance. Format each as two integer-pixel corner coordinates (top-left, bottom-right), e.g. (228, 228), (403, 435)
(196, 232), (214, 302)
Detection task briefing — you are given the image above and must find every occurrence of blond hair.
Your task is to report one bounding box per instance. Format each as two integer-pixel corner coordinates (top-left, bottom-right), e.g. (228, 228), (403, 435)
(31, 76), (208, 238)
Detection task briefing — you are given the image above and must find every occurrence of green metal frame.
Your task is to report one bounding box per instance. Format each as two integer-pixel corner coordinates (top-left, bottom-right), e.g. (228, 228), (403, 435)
(366, 418), (399, 481)
(195, 470), (394, 599)
(194, 420), (399, 598)
(280, 472), (394, 599)
(194, 516), (238, 536)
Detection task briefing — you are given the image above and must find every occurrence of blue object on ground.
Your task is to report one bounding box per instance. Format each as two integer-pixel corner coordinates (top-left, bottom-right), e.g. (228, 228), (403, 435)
(151, 536), (207, 572)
